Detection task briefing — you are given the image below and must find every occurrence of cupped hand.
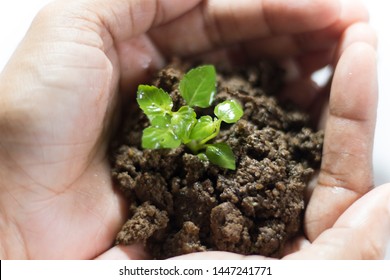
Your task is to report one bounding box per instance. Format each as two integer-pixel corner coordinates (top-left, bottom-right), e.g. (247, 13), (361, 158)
(0, 0), (387, 260)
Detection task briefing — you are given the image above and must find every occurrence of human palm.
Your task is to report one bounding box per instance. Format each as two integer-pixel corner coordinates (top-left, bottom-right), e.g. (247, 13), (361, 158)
(0, 0), (387, 260)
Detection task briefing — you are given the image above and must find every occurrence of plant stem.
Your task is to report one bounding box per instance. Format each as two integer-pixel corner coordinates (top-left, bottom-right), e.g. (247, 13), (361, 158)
(199, 119), (222, 146)
(186, 140), (202, 154)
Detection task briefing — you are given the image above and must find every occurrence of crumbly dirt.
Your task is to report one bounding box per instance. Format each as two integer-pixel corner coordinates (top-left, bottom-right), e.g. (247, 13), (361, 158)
(110, 60), (323, 259)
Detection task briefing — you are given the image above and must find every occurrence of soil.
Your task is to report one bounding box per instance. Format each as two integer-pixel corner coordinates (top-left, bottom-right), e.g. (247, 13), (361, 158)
(110, 59), (323, 259)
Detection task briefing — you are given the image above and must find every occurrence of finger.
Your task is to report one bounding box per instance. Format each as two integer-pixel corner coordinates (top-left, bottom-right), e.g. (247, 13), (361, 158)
(14, 0), (201, 96)
(170, 251), (271, 260)
(226, 0), (369, 75)
(149, 0), (341, 57)
(295, 1), (372, 75)
(97, 246), (271, 260)
(333, 22), (377, 62)
(279, 22), (377, 127)
(112, 0), (339, 91)
(285, 184), (390, 259)
(294, 0), (369, 54)
(92, 0), (202, 43)
(305, 41), (378, 241)
(296, 1), (373, 74)
(303, 22), (377, 125)
(290, 0), (368, 74)
(26, 0), (201, 50)
(297, 22), (377, 76)
(95, 244), (149, 260)
(88, 0), (202, 83)
(111, 0), (341, 91)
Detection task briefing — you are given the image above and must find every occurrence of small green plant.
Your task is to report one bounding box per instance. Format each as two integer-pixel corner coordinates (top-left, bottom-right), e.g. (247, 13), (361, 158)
(136, 65), (243, 170)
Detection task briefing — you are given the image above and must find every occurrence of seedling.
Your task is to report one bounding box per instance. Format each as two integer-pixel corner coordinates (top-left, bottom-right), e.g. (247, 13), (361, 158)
(136, 65), (243, 170)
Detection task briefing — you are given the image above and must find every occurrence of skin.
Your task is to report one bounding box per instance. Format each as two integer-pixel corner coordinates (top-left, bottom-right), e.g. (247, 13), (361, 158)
(0, 0), (388, 260)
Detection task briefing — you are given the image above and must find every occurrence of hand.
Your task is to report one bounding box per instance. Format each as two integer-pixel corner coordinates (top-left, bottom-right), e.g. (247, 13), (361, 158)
(0, 0), (387, 259)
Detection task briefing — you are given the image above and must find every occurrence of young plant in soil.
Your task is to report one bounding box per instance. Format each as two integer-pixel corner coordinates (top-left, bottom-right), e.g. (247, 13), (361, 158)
(111, 60), (324, 259)
(137, 65), (243, 170)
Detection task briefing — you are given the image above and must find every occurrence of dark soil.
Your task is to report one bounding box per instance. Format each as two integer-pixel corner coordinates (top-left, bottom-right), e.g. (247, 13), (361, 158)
(110, 59), (323, 259)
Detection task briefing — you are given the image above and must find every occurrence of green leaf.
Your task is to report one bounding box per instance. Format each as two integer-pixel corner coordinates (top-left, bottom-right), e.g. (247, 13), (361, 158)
(171, 106), (197, 143)
(205, 143), (236, 170)
(142, 126), (181, 149)
(150, 115), (171, 127)
(179, 65), (216, 108)
(214, 99), (243, 124)
(137, 85), (173, 120)
(190, 116), (216, 141)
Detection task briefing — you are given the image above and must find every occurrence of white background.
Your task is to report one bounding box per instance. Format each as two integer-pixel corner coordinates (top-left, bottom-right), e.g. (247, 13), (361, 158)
(0, 0), (389, 259)
(2, 260), (390, 279)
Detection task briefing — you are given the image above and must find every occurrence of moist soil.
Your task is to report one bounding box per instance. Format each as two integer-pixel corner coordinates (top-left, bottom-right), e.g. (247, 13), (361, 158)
(110, 59), (323, 259)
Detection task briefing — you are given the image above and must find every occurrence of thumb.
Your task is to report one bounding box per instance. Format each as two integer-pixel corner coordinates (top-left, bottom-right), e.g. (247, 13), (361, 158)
(286, 183), (390, 259)
(305, 41), (378, 240)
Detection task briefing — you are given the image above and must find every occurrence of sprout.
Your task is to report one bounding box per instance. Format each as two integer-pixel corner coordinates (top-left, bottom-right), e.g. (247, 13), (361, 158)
(136, 65), (243, 170)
